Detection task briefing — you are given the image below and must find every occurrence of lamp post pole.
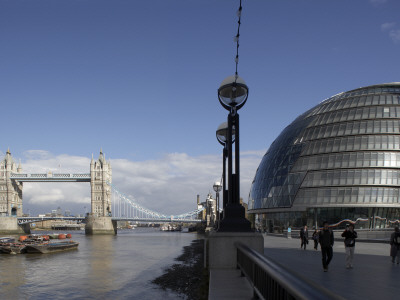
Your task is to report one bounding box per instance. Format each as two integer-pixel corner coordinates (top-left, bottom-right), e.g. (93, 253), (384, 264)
(216, 122), (231, 213)
(217, 75), (252, 232)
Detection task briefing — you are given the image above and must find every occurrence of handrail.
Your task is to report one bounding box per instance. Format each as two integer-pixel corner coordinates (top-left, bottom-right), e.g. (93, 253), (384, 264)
(235, 243), (344, 300)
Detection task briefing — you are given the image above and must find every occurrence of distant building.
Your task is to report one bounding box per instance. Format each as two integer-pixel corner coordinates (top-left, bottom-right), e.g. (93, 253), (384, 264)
(205, 193), (217, 227)
(196, 193), (216, 227)
(248, 83), (400, 232)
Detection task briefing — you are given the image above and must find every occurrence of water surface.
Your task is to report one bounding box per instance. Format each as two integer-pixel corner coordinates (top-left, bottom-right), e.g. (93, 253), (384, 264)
(0, 228), (198, 299)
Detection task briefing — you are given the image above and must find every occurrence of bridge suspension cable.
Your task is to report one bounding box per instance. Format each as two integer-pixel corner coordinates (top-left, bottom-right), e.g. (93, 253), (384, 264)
(108, 182), (205, 221)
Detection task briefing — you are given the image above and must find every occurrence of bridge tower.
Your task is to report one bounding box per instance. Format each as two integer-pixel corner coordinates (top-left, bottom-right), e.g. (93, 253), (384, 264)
(0, 149), (23, 217)
(90, 149), (112, 217)
(0, 149), (26, 234)
(86, 149), (116, 235)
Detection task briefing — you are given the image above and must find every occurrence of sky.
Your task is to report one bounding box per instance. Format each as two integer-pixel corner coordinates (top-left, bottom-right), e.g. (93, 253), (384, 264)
(1, 0), (399, 216)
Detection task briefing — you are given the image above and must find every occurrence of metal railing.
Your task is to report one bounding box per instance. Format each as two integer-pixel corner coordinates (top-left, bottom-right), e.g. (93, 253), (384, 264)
(235, 243), (344, 300)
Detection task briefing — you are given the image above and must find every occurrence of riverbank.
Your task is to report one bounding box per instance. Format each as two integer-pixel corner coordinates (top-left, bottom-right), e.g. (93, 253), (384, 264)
(152, 239), (208, 300)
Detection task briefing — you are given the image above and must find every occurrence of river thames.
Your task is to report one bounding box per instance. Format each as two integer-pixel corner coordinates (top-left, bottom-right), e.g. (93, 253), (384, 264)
(0, 228), (199, 299)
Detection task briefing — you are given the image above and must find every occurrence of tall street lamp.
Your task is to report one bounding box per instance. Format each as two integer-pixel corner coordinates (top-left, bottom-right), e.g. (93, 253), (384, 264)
(217, 75), (252, 232)
(213, 181), (222, 228)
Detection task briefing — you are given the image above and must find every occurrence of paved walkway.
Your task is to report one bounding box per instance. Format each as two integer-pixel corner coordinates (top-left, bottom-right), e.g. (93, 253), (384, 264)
(209, 235), (400, 299)
(208, 269), (253, 300)
(263, 235), (400, 300)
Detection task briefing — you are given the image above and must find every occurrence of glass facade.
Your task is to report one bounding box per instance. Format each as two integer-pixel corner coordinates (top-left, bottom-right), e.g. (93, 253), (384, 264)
(248, 83), (400, 229)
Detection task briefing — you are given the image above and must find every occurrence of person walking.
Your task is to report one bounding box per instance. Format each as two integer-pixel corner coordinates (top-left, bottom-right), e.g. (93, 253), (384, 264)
(390, 226), (400, 264)
(312, 229), (319, 250)
(341, 224), (357, 269)
(300, 225), (309, 250)
(319, 221), (334, 272)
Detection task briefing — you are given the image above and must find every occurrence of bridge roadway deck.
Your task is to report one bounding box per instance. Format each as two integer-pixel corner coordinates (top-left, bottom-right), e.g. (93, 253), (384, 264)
(17, 216), (202, 224)
(209, 234), (400, 300)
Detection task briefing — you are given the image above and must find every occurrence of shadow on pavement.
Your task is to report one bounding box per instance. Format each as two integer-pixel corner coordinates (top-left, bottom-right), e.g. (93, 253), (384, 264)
(264, 247), (399, 300)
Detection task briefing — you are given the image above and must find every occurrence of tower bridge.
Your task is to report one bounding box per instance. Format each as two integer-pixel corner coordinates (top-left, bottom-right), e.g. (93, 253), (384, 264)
(0, 149), (204, 234)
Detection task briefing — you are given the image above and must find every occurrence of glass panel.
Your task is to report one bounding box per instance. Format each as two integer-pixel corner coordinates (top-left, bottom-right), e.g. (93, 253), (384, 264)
(294, 151), (400, 172)
(250, 86), (400, 210)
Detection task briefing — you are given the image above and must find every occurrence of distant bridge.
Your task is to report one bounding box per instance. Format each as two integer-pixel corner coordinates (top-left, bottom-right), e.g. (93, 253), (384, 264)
(11, 173), (205, 223)
(5, 150), (204, 224)
(17, 216), (203, 225)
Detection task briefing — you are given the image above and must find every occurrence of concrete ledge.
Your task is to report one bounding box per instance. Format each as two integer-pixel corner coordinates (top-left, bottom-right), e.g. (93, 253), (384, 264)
(85, 215), (117, 235)
(208, 231), (264, 269)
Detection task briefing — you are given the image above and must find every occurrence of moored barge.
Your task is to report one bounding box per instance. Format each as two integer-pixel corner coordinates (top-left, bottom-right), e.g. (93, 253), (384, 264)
(25, 240), (79, 254)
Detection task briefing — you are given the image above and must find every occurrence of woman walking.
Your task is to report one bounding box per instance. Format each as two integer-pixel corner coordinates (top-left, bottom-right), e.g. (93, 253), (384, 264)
(341, 224), (357, 269)
(312, 229), (319, 250)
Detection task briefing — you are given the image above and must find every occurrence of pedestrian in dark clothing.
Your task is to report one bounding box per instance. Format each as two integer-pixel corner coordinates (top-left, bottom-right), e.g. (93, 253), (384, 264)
(319, 221), (334, 272)
(390, 227), (400, 264)
(341, 224), (357, 269)
(312, 229), (319, 250)
(300, 225), (309, 250)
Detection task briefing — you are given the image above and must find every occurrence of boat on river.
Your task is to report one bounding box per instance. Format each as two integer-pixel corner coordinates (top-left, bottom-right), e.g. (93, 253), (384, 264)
(0, 237), (24, 254)
(0, 237), (15, 243)
(1, 234), (78, 254)
(0, 243), (27, 254)
(25, 240), (79, 254)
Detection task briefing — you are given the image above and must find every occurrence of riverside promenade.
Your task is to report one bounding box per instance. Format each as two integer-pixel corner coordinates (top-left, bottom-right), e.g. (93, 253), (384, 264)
(209, 234), (400, 299)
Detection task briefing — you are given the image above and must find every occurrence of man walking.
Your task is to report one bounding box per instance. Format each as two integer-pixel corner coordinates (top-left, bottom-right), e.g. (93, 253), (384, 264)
(319, 221), (334, 272)
(300, 225), (309, 250)
(390, 226), (400, 264)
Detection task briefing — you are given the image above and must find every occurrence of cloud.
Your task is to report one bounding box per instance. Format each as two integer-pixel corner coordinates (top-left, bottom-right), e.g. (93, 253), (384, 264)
(14, 150), (266, 216)
(380, 22), (400, 44)
(27, 187), (65, 204)
(381, 22), (396, 31)
(388, 29), (400, 43)
(23, 150), (53, 160)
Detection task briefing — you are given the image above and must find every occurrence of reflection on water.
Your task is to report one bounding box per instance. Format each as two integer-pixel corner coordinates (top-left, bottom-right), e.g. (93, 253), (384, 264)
(0, 228), (198, 299)
(86, 235), (116, 298)
(0, 255), (26, 299)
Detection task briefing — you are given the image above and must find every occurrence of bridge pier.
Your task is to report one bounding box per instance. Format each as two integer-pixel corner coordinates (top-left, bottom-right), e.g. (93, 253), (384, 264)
(0, 217), (30, 234)
(84, 214), (117, 235)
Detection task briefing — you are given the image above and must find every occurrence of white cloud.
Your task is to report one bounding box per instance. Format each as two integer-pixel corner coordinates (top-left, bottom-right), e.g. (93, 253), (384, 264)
(380, 22), (400, 44)
(389, 29), (400, 43)
(14, 150), (266, 216)
(381, 22), (396, 31)
(27, 187), (65, 204)
(23, 150), (53, 160)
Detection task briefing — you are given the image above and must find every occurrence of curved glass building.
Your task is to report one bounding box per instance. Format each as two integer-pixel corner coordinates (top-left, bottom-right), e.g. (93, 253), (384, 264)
(248, 83), (400, 231)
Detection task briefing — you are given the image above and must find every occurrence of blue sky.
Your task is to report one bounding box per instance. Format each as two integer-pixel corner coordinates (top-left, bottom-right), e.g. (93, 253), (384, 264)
(1, 0), (399, 215)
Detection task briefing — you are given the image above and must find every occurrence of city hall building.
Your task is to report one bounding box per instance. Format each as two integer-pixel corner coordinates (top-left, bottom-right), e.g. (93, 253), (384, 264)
(248, 83), (400, 232)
